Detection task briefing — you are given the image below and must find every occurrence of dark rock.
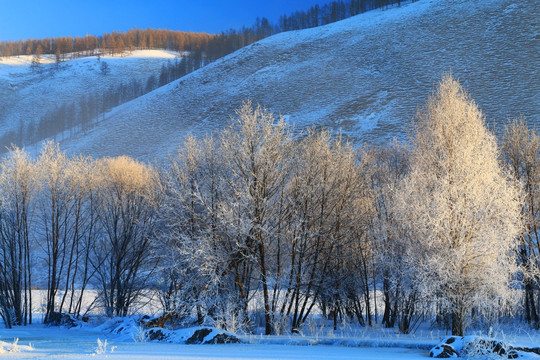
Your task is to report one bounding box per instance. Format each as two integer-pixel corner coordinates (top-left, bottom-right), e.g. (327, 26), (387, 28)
(147, 328), (169, 341)
(82, 316), (89, 323)
(444, 337), (456, 345)
(433, 336), (538, 359)
(492, 340), (506, 355)
(45, 312), (77, 328)
(204, 333), (240, 344)
(186, 328), (241, 345)
(430, 344), (458, 358)
(186, 328), (213, 344)
(507, 349), (519, 359)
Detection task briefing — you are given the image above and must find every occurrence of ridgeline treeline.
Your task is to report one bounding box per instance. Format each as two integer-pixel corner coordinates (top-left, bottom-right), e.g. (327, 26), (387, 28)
(0, 0), (414, 59)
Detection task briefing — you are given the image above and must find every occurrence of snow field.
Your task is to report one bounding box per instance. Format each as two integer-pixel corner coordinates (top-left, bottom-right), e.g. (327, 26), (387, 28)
(1, 320), (539, 359)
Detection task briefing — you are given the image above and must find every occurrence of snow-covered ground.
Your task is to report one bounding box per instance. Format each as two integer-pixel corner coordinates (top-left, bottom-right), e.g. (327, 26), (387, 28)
(0, 325), (430, 360)
(1, 317), (539, 359)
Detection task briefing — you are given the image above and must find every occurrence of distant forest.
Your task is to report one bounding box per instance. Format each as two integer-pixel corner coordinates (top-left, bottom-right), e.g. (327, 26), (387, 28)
(0, 0), (411, 59)
(13, 59), (196, 146)
(0, 0), (413, 149)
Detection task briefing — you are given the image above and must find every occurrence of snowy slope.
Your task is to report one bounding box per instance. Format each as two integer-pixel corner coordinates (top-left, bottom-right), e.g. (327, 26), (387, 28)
(29, 0), (540, 160)
(0, 50), (180, 135)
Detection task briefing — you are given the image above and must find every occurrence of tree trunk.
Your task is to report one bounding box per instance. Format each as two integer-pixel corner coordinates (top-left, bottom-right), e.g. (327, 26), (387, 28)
(526, 282), (539, 329)
(258, 240), (273, 335)
(382, 278), (392, 328)
(451, 309), (464, 336)
(333, 306), (338, 331)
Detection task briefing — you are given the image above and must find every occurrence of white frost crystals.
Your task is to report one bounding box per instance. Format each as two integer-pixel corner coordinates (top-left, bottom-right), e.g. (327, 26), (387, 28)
(93, 338), (116, 356)
(393, 75), (523, 336)
(0, 338), (33, 354)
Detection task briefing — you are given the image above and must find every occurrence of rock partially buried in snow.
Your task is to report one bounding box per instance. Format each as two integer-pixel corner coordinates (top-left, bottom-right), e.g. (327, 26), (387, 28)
(146, 328), (170, 341)
(462, 337), (510, 358)
(186, 328), (212, 344)
(204, 332), (241, 344)
(106, 317), (241, 344)
(429, 343), (458, 358)
(45, 312), (79, 328)
(186, 328), (240, 344)
(429, 335), (540, 359)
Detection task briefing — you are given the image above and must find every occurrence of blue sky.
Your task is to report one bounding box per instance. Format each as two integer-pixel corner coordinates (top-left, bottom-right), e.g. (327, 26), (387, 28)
(0, 0), (322, 41)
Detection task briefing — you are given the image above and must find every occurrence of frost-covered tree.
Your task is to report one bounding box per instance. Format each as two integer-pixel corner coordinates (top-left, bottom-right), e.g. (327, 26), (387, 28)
(364, 142), (419, 333)
(502, 119), (540, 329)
(280, 130), (374, 332)
(0, 148), (38, 327)
(161, 135), (227, 326)
(164, 111), (296, 333)
(93, 156), (160, 317)
(37, 142), (78, 324)
(100, 61), (110, 75)
(219, 101), (293, 335)
(393, 75), (522, 336)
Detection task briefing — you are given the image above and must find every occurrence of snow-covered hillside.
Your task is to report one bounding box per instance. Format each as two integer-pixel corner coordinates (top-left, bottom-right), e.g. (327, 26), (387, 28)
(0, 50), (180, 136)
(22, 0), (540, 160)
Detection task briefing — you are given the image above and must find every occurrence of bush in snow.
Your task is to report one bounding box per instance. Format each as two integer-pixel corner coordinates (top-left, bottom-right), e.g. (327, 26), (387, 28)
(429, 336), (520, 359)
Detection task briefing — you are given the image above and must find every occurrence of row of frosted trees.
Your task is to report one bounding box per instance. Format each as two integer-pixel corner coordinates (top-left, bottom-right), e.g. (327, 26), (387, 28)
(0, 76), (538, 336)
(157, 78), (529, 336)
(0, 144), (160, 327)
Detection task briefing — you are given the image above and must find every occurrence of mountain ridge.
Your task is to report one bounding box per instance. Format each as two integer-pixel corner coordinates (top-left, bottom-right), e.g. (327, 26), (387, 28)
(24, 0), (540, 161)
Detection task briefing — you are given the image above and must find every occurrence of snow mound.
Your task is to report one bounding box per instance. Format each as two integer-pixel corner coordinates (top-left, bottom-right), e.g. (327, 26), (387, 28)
(95, 316), (145, 340)
(430, 335), (540, 359)
(98, 316), (240, 344)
